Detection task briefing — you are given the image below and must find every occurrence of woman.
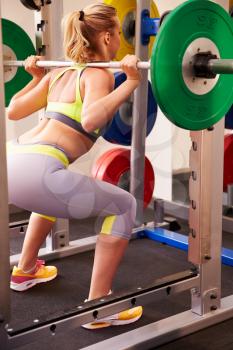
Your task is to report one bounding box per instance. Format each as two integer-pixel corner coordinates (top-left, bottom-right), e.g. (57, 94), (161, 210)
(7, 3), (142, 328)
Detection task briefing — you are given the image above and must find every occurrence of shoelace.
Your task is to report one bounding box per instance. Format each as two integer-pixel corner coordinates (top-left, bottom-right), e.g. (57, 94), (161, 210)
(35, 259), (45, 272)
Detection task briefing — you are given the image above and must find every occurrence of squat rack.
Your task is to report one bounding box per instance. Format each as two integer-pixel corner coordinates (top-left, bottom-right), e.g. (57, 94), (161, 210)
(1, 1), (233, 349)
(0, 2), (10, 348)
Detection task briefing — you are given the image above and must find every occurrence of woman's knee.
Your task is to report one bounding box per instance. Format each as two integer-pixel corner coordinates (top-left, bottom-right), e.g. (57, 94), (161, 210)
(121, 192), (137, 229)
(128, 193), (137, 220)
(123, 191), (136, 213)
(100, 193), (137, 240)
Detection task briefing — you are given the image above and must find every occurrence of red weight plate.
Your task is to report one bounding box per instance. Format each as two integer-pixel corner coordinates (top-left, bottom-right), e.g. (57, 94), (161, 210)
(144, 156), (155, 207)
(91, 148), (123, 180)
(224, 134), (233, 191)
(92, 148), (155, 207)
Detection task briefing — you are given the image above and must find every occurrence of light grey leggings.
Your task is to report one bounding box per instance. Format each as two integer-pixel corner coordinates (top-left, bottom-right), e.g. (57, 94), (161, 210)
(7, 140), (136, 240)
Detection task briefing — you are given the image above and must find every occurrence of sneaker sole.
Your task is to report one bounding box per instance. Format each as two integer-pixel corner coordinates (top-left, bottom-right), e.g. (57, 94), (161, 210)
(82, 313), (142, 330)
(10, 274), (57, 292)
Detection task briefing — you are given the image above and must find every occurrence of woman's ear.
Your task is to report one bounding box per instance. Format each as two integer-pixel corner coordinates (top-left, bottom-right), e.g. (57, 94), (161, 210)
(104, 31), (111, 45)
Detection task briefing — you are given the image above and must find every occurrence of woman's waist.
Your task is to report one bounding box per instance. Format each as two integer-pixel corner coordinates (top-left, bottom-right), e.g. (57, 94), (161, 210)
(7, 138), (71, 167)
(17, 120), (93, 162)
(45, 111), (100, 142)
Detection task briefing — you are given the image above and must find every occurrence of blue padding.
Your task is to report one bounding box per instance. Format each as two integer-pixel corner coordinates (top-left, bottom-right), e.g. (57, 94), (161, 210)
(143, 228), (188, 250)
(225, 105), (233, 129)
(103, 72), (157, 146)
(141, 9), (160, 45)
(222, 247), (233, 266)
(139, 227), (233, 267)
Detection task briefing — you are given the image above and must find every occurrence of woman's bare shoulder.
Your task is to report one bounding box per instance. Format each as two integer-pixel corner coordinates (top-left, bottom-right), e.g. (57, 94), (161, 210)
(49, 67), (68, 79)
(82, 67), (114, 89)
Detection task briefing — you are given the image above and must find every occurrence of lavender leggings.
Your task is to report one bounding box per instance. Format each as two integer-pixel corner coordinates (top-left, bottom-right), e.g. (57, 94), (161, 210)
(7, 140), (136, 240)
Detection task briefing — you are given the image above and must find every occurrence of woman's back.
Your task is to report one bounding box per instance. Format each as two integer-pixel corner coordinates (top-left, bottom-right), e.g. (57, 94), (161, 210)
(8, 3), (138, 163)
(18, 68), (94, 163)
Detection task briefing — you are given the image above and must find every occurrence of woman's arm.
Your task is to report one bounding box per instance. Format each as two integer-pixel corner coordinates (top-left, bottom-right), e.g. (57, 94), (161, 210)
(7, 72), (52, 120)
(6, 55), (50, 120)
(81, 55), (141, 133)
(11, 76), (44, 102)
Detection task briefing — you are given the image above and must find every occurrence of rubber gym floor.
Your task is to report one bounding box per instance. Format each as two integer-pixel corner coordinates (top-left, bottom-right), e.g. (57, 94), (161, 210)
(7, 202), (233, 350)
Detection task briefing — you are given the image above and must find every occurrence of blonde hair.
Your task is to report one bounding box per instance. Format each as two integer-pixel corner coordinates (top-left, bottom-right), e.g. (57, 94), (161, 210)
(62, 3), (117, 63)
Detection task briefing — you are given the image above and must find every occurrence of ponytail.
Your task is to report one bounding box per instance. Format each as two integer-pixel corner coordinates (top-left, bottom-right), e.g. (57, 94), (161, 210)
(62, 4), (117, 63)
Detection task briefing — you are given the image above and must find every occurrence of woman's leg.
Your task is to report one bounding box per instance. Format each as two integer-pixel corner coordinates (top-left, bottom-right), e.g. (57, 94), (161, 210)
(82, 192), (141, 328)
(11, 213), (57, 291)
(8, 149), (136, 296)
(45, 169), (137, 300)
(18, 213), (55, 271)
(88, 235), (129, 300)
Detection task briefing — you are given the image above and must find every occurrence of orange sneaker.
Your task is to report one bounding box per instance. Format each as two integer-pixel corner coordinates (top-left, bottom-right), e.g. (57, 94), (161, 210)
(82, 306), (143, 329)
(10, 259), (57, 291)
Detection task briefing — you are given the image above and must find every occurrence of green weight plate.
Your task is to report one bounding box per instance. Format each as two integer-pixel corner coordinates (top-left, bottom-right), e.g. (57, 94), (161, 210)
(151, 0), (233, 130)
(2, 19), (36, 106)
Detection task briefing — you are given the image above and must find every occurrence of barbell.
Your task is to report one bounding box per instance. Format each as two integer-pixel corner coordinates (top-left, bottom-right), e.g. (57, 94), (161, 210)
(4, 58), (233, 73)
(4, 57), (233, 77)
(3, 0), (233, 131)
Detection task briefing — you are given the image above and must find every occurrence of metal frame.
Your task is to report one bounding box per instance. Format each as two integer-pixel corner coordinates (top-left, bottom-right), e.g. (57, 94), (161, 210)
(163, 199), (233, 234)
(9, 227), (143, 268)
(82, 100), (232, 350)
(82, 295), (233, 350)
(142, 227), (233, 267)
(188, 124), (224, 314)
(6, 270), (198, 348)
(9, 220), (28, 239)
(34, 0), (63, 59)
(226, 184), (233, 207)
(2, 0), (233, 349)
(0, 2), (10, 329)
(130, 0), (150, 225)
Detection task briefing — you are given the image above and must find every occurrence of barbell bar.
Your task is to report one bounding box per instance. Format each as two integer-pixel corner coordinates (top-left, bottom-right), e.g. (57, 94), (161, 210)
(3, 59), (233, 75)
(3, 0), (233, 131)
(3, 60), (150, 69)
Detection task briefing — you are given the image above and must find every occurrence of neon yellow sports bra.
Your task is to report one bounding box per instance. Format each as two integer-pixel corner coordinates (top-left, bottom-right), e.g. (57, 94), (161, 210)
(45, 66), (101, 142)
